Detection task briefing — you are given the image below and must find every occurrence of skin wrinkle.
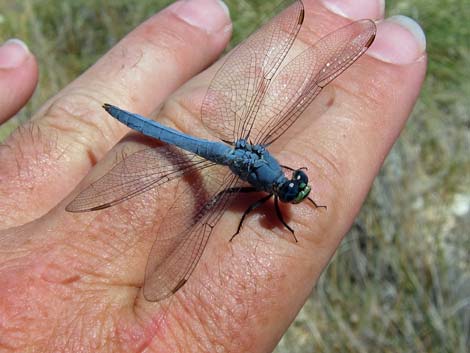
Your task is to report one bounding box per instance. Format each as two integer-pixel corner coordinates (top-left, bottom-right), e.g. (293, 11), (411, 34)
(67, 246), (119, 282)
(156, 307), (185, 353)
(31, 84), (98, 121)
(47, 233), (140, 288)
(332, 67), (394, 115)
(99, 312), (122, 353)
(55, 309), (82, 349)
(211, 278), (253, 328)
(3, 122), (59, 178)
(13, 122), (36, 154)
(152, 292), (205, 351)
(228, 217), (330, 288)
(147, 310), (173, 352)
(0, 271), (60, 350)
(64, 222), (108, 257)
(118, 46), (145, 73)
(80, 249), (141, 288)
(182, 296), (240, 353)
(191, 303), (222, 352)
(59, 311), (84, 352)
(133, 297), (170, 333)
(42, 247), (98, 287)
(94, 214), (140, 258)
(0, 222), (42, 256)
(39, 95), (113, 146)
(161, 304), (197, 353)
(202, 271), (254, 351)
(170, 236), (283, 352)
(61, 240), (133, 285)
(291, 78), (401, 202)
(228, 245), (279, 302)
(60, 303), (104, 353)
(1, 135), (29, 182)
(60, 178), (177, 290)
(101, 308), (122, 352)
(42, 115), (101, 137)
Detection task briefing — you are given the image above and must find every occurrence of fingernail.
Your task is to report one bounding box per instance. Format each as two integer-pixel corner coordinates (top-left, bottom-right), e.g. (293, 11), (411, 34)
(367, 16), (426, 64)
(0, 39), (30, 69)
(320, 0), (385, 20)
(171, 0), (231, 34)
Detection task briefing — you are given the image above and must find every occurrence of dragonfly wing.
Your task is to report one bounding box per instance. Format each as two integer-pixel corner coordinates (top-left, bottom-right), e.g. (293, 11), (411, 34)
(251, 19), (376, 145)
(143, 166), (241, 301)
(66, 145), (214, 212)
(201, 0), (304, 143)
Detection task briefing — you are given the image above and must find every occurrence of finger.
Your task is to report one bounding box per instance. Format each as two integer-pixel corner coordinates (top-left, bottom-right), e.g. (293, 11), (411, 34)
(0, 39), (38, 123)
(0, 0), (231, 228)
(244, 9), (427, 353)
(132, 2), (425, 352)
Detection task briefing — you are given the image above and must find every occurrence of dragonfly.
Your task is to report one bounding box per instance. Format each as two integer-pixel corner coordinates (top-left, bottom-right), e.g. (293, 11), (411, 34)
(66, 0), (376, 302)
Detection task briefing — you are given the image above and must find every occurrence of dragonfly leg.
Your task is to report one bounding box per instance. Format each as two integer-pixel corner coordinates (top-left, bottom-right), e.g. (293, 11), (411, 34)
(221, 139), (235, 146)
(274, 196), (297, 242)
(281, 164), (308, 172)
(230, 194), (273, 241)
(280, 164), (295, 172)
(307, 197), (327, 209)
(226, 186), (258, 194)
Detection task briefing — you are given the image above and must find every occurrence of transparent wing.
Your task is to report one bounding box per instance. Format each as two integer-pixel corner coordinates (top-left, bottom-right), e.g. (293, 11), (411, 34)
(143, 166), (242, 301)
(201, 0), (304, 143)
(66, 145), (214, 212)
(252, 19), (377, 145)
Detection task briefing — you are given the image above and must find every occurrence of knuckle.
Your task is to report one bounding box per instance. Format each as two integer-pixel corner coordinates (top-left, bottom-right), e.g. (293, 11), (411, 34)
(158, 93), (209, 137)
(337, 60), (402, 115)
(38, 90), (118, 156)
(142, 20), (191, 53)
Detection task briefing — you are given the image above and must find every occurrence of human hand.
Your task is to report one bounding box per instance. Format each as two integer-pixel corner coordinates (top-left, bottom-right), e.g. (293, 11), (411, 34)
(0, 0), (426, 352)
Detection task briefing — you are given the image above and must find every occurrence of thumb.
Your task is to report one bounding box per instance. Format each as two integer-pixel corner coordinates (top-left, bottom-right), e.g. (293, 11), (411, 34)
(0, 39), (38, 124)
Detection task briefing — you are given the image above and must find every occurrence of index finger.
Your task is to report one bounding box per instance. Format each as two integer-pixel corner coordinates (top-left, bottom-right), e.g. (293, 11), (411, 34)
(0, 0), (232, 227)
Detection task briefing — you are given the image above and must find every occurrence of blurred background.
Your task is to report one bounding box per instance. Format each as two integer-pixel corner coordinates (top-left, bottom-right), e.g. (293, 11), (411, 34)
(0, 0), (468, 352)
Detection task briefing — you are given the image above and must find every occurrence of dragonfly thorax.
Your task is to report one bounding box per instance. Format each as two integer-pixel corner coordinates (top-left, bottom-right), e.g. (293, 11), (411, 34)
(227, 139), (311, 204)
(227, 139), (284, 193)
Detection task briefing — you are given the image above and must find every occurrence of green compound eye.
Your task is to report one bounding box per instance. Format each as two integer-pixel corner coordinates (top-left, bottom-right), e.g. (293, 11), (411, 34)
(293, 185), (311, 204)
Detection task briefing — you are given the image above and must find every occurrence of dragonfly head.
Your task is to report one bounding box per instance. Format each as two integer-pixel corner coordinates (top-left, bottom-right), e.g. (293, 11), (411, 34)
(277, 169), (311, 204)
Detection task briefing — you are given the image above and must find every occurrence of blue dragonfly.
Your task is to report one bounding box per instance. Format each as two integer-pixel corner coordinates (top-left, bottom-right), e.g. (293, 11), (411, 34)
(66, 0), (376, 302)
